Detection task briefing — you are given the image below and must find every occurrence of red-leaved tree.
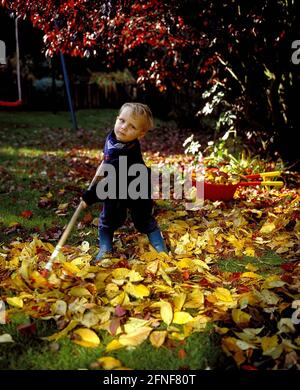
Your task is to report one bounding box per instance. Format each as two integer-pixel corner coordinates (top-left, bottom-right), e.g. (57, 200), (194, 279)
(1, 0), (299, 167)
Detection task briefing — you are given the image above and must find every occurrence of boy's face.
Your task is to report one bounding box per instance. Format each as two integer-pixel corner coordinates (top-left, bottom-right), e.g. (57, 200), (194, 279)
(114, 107), (147, 142)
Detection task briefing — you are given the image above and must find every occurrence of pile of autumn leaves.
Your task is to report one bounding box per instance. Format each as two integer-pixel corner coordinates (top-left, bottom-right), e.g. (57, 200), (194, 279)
(0, 184), (299, 369)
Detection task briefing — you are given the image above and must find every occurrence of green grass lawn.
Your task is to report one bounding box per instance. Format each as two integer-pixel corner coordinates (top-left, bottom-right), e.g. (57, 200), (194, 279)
(0, 313), (225, 370)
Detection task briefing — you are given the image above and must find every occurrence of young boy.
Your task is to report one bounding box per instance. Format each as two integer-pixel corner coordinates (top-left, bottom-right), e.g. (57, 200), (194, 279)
(82, 102), (167, 263)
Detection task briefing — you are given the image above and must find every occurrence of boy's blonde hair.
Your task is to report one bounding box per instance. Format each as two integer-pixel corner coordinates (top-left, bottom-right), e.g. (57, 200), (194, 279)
(119, 102), (154, 132)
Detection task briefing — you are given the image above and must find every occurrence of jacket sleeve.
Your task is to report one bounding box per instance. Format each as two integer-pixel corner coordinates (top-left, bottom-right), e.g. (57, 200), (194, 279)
(82, 183), (101, 205)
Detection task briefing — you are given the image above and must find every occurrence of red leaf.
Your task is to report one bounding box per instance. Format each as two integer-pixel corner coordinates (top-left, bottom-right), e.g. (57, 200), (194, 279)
(109, 318), (120, 336)
(17, 323), (37, 336)
(281, 262), (298, 272)
(281, 274), (293, 284)
(198, 278), (213, 288)
(115, 305), (126, 317)
(20, 210), (33, 219)
(229, 272), (242, 282)
(241, 365), (258, 371)
(236, 285), (250, 293)
(178, 349), (186, 359)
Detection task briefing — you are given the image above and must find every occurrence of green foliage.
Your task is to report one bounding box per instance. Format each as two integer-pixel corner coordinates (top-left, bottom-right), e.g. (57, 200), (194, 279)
(183, 134), (202, 165)
(218, 252), (285, 274)
(183, 129), (286, 175)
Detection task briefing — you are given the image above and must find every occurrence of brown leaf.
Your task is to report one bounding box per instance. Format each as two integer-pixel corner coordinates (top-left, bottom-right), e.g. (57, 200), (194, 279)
(82, 212), (93, 224)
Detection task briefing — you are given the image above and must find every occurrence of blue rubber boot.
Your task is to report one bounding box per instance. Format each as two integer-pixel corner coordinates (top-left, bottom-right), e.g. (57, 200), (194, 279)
(147, 228), (167, 253)
(92, 228), (113, 264)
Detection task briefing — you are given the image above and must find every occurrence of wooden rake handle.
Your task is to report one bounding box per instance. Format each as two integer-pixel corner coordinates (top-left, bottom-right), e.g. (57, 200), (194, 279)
(44, 161), (104, 272)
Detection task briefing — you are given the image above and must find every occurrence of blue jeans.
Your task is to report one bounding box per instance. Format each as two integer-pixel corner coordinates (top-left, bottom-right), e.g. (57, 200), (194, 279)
(99, 198), (158, 238)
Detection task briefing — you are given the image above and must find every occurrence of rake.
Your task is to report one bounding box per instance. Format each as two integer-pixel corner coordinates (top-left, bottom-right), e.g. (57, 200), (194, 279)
(41, 161), (104, 277)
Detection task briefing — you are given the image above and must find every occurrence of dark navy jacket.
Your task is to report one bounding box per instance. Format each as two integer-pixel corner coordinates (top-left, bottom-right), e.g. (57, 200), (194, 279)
(82, 130), (150, 205)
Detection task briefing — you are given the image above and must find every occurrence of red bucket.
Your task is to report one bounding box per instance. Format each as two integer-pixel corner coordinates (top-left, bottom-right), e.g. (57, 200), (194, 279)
(203, 182), (238, 201)
(195, 180), (283, 201)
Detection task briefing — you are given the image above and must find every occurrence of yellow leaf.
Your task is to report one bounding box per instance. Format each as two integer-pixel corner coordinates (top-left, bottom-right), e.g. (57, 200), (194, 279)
(30, 270), (48, 287)
(19, 257), (34, 281)
(97, 357), (122, 370)
(140, 251), (161, 262)
(158, 268), (172, 286)
(119, 326), (152, 347)
(173, 293), (186, 312)
(69, 253), (91, 268)
(62, 262), (81, 275)
(80, 241), (90, 253)
(215, 326), (230, 335)
(236, 340), (257, 350)
(193, 259), (210, 270)
(262, 275), (286, 289)
(110, 291), (127, 307)
(105, 283), (120, 299)
(97, 308), (112, 325)
(57, 202), (69, 210)
(177, 258), (194, 270)
(277, 318), (296, 334)
(241, 272), (261, 279)
(261, 335), (278, 353)
(245, 263), (258, 272)
(111, 268), (130, 280)
(128, 270), (143, 282)
(152, 283), (174, 295)
(184, 289), (204, 309)
(0, 334), (14, 343)
(149, 331), (167, 348)
(222, 336), (240, 353)
(123, 318), (150, 334)
(232, 309), (251, 326)
(222, 337), (246, 366)
(92, 217), (99, 226)
(261, 335), (283, 358)
(173, 311), (194, 324)
(45, 320), (79, 341)
(260, 290), (280, 305)
(106, 339), (124, 352)
(160, 301), (173, 325)
(214, 288), (233, 302)
(260, 222), (276, 234)
(243, 247), (256, 257)
(186, 314), (209, 331)
(124, 283), (150, 298)
(51, 300), (67, 316)
(6, 297), (23, 308)
(81, 311), (101, 328)
(72, 328), (100, 348)
(69, 287), (91, 297)
(145, 260), (159, 275)
(225, 235), (245, 256)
